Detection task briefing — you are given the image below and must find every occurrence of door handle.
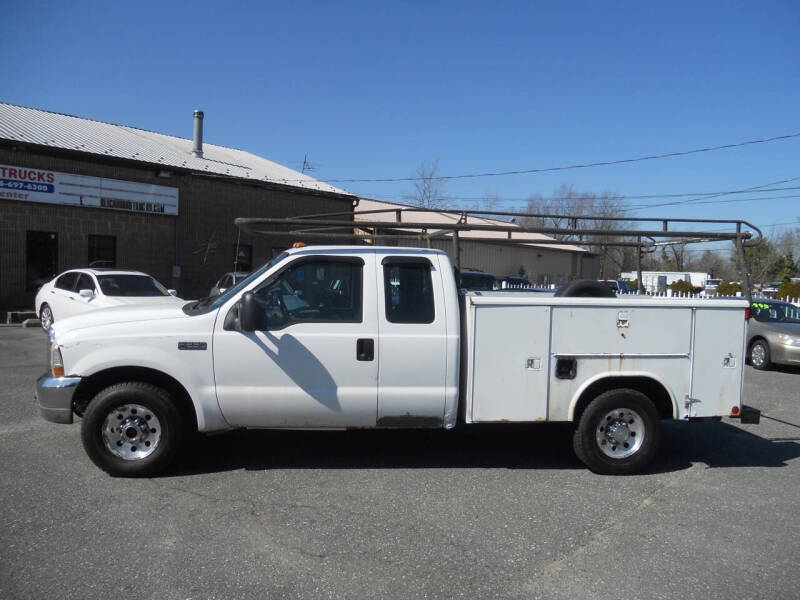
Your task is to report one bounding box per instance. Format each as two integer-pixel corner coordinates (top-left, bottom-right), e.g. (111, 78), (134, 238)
(356, 338), (374, 361)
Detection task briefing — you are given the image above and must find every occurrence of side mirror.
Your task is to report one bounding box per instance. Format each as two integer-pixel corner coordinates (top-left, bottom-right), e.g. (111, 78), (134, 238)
(79, 288), (95, 298)
(168, 289), (178, 296)
(240, 291), (259, 332)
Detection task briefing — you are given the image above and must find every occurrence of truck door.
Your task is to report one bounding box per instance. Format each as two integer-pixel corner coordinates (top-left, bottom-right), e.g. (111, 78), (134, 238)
(376, 255), (448, 427)
(212, 254), (379, 427)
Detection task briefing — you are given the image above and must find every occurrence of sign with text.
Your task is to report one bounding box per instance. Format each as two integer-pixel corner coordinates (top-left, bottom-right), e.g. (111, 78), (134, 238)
(0, 164), (179, 215)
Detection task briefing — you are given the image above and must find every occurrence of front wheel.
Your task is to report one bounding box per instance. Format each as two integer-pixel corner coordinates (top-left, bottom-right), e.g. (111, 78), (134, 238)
(573, 389), (660, 475)
(749, 339), (771, 371)
(40, 304), (53, 330)
(81, 382), (184, 477)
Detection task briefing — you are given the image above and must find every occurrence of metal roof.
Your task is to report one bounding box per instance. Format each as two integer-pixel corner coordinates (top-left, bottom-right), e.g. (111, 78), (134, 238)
(355, 198), (588, 253)
(0, 102), (350, 196)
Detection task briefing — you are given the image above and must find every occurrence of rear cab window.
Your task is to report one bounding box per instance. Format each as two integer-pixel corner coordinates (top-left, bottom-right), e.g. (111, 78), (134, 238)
(382, 257), (435, 324)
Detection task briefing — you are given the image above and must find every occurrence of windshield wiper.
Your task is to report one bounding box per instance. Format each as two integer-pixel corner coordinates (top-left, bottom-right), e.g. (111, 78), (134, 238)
(184, 296), (215, 312)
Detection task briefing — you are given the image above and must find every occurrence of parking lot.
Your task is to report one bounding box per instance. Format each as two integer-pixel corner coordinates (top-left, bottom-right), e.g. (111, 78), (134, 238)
(1, 326), (799, 600)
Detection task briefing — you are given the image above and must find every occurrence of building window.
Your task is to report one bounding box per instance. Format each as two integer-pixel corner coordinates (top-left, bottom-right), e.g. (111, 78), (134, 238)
(26, 231), (58, 291)
(88, 235), (116, 268)
(234, 244), (252, 272)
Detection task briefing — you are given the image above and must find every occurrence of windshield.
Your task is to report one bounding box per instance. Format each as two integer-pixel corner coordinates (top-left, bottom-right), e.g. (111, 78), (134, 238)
(208, 252), (289, 309)
(751, 301), (800, 324)
(97, 275), (169, 297)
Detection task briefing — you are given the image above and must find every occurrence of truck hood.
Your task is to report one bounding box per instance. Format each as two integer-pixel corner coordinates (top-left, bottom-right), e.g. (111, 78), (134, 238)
(53, 303), (193, 337)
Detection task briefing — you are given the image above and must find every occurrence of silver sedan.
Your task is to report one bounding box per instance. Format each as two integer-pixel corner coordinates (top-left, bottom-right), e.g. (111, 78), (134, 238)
(747, 300), (800, 370)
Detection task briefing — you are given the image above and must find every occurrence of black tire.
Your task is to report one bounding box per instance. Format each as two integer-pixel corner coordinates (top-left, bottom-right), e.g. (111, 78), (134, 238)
(573, 388), (661, 475)
(40, 303), (54, 330)
(749, 339), (772, 371)
(81, 382), (184, 477)
(555, 280), (617, 298)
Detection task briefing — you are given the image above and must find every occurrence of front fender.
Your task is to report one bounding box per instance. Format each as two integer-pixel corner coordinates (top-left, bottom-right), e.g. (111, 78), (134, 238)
(62, 320), (228, 432)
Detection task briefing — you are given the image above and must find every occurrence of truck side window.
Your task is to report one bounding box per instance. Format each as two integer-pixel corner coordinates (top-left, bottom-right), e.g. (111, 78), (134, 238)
(255, 258), (363, 327)
(383, 262), (435, 324)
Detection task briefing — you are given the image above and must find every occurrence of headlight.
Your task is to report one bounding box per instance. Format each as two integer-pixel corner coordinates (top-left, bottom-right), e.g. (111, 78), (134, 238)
(778, 334), (800, 347)
(50, 342), (64, 377)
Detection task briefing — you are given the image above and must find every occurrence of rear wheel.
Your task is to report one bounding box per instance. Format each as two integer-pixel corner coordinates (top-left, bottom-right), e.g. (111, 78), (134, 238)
(749, 339), (771, 371)
(40, 304), (53, 330)
(573, 389), (660, 475)
(81, 382), (184, 477)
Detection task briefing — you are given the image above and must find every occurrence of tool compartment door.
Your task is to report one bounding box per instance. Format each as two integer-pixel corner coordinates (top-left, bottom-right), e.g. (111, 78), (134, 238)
(468, 305), (551, 422)
(690, 307), (746, 417)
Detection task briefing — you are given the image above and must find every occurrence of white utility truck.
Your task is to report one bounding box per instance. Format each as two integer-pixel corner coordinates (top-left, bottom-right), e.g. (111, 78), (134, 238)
(36, 246), (758, 477)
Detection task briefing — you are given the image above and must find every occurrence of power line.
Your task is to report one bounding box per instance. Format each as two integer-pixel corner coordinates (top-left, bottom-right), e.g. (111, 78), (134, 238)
(304, 131), (800, 184)
(624, 192), (800, 211)
(362, 184), (800, 204)
(625, 175), (800, 212)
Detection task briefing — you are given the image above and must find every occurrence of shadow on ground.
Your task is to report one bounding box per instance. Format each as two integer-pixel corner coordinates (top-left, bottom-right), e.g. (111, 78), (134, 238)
(166, 418), (800, 477)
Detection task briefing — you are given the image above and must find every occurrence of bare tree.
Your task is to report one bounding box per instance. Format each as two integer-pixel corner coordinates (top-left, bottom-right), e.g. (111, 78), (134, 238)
(687, 249), (731, 279)
(408, 159), (448, 210)
(520, 185), (632, 277)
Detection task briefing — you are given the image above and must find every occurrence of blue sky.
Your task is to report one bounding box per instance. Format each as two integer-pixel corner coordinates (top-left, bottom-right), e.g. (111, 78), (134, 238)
(3, 1), (799, 253)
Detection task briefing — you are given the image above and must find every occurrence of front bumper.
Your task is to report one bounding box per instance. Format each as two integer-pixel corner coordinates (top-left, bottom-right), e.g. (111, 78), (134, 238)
(35, 372), (81, 424)
(772, 343), (800, 367)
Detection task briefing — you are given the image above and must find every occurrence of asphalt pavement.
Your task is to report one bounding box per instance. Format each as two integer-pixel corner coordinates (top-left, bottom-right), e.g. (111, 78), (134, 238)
(1, 326), (799, 599)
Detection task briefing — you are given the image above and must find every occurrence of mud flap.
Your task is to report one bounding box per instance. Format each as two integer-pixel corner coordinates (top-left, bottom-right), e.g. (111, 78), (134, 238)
(739, 405), (761, 424)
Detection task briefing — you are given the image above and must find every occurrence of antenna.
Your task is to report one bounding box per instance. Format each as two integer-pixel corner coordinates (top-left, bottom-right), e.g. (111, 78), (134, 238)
(301, 153), (313, 173)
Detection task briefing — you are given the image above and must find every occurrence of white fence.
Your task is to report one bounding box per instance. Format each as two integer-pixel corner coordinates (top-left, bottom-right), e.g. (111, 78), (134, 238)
(500, 282), (800, 307)
(620, 290), (800, 307)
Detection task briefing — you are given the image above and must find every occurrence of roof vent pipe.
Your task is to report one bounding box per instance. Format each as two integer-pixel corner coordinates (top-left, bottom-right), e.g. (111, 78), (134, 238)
(192, 110), (204, 157)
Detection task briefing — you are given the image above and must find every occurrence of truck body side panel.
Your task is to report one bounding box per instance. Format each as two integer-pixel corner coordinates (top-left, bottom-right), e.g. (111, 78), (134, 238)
(689, 307), (746, 417)
(464, 295), (747, 423)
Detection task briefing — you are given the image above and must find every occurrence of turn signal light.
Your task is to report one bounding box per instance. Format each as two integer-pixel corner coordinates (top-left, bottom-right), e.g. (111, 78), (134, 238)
(52, 365), (65, 377)
(744, 308), (750, 321)
(292, 241), (307, 248)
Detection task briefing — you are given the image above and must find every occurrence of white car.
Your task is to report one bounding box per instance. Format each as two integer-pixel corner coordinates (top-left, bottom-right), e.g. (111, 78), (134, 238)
(34, 269), (182, 330)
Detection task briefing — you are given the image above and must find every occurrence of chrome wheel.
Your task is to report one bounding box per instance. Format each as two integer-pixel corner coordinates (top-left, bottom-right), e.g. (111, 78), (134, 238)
(595, 407), (645, 459)
(40, 305), (53, 330)
(750, 343), (766, 368)
(101, 404), (162, 460)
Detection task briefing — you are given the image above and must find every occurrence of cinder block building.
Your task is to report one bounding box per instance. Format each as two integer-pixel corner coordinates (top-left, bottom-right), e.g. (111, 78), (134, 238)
(0, 103), (356, 308)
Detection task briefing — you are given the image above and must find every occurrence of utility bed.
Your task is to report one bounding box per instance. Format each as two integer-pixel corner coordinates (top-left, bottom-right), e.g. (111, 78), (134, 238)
(462, 293), (749, 424)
